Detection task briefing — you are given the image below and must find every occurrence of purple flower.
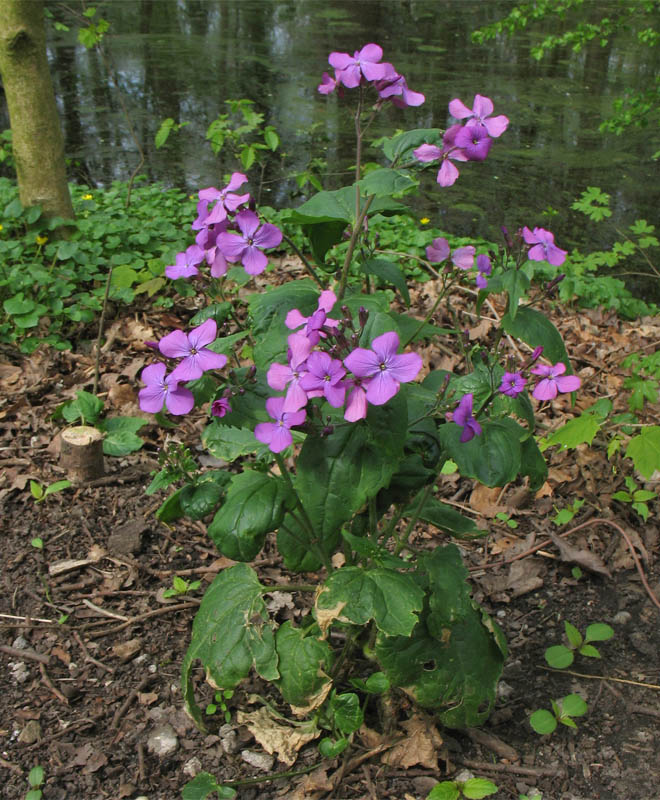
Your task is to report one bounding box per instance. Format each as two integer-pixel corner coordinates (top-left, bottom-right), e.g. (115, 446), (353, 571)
(318, 71), (340, 95)
(299, 351), (346, 408)
(159, 319), (228, 383)
(266, 333), (312, 412)
(453, 393), (482, 443)
(531, 362), (580, 401)
(476, 253), (492, 289)
(499, 371), (527, 398)
(454, 122), (492, 162)
(452, 245), (475, 271)
(138, 363), (194, 416)
(216, 210), (283, 275)
(285, 289), (339, 345)
(198, 173), (250, 226)
(254, 396), (306, 453)
(165, 244), (205, 280)
(522, 227), (567, 267)
(211, 396), (232, 418)
(413, 123), (469, 187)
(376, 72), (425, 107)
(344, 331), (423, 406)
(448, 94), (509, 138)
(426, 237), (450, 263)
(328, 43), (390, 88)
(344, 377), (368, 422)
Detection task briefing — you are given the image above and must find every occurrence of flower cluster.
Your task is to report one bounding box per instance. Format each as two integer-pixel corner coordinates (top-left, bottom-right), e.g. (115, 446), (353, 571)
(138, 319), (227, 416)
(258, 290), (423, 452)
(166, 172), (282, 280)
(413, 94), (509, 187)
(318, 43), (425, 108)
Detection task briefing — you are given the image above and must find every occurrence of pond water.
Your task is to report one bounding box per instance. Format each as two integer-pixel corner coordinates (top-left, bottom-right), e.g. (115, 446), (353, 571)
(22, 1), (660, 284)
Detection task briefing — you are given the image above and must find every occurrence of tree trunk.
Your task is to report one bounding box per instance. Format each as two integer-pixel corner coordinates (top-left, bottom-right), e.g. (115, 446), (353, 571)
(0, 0), (74, 219)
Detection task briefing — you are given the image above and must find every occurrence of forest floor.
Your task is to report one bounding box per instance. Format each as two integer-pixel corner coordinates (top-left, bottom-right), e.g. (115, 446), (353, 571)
(1, 273), (659, 800)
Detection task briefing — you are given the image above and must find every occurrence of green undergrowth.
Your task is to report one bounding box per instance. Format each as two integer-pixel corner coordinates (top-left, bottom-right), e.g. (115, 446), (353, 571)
(0, 176), (657, 354)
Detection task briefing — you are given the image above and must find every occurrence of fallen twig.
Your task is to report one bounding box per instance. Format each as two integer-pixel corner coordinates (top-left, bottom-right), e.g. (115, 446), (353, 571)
(111, 675), (155, 730)
(39, 662), (69, 704)
(0, 643), (50, 665)
(457, 757), (563, 778)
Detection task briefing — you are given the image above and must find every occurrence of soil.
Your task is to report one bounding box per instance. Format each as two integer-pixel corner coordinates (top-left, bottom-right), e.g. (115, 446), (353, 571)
(1, 287), (659, 800)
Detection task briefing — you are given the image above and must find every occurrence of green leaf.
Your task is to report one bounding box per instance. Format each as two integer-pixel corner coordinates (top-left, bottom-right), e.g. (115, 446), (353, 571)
(318, 737), (349, 758)
(625, 426), (660, 478)
(375, 546), (506, 728)
(544, 645), (574, 669)
(529, 709), (557, 735)
(437, 418), (523, 487)
(427, 781), (460, 800)
(316, 566), (424, 637)
(180, 479), (228, 520)
(381, 128), (442, 163)
(501, 306), (571, 368)
(63, 390), (104, 425)
(540, 400), (611, 451)
(560, 693), (587, 717)
(404, 493), (486, 539)
(331, 692), (363, 735)
(182, 564), (278, 728)
(564, 621), (583, 648)
(490, 269), (530, 319)
(30, 480), (44, 500)
(208, 470), (294, 561)
(364, 671), (390, 693)
(274, 621), (332, 709)
(584, 622), (614, 642)
(103, 430), (144, 456)
(359, 168), (416, 198)
(362, 259), (410, 306)
(520, 435), (548, 492)
(156, 487), (184, 523)
(202, 424), (264, 461)
(304, 220), (347, 265)
(182, 772), (236, 800)
(28, 766), (44, 788)
(578, 644), (601, 658)
(155, 118), (174, 149)
(462, 778), (499, 799)
(101, 416), (148, 434)
(43, 479), (71, 498)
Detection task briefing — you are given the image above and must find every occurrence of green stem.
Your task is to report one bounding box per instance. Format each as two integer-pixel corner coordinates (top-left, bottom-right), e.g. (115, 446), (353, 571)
(393, 483), (433, 557)
(224, 762), (321, 787)
(281, 232), (326, 289)
(401, 290), (444, 349)
(337, 193), (375, 301)
(260, 583), (317, 592)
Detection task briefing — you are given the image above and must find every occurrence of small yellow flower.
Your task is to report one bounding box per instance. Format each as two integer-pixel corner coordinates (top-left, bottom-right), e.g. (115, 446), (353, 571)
(0, 224), (4, 232)
(420, 217), (430, 225)
(82, 193), (93, 200)
(36, 235), (48, 246)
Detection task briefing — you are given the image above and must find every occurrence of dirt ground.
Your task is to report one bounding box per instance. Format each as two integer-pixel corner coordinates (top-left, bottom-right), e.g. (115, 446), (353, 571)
(1, 289), (659, 800)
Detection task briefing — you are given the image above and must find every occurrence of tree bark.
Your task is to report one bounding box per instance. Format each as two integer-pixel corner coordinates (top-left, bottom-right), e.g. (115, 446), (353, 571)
(0, 0), (74, 219)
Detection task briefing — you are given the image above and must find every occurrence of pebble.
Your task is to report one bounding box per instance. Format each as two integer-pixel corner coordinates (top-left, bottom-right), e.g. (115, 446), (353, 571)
(12, 635), (29, 650)
(9, 661), (29, 684)
(219, 724), (239, 754)
(612, 610), (632, 625)
(183, 756), (203, 778)
(18, 720), (41, 744)
(146, 723), (179, 757)
(241, 749), (274, 771)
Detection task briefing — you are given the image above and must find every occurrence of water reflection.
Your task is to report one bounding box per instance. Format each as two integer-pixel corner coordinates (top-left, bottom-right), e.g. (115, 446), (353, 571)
(9, 1), (660, 269)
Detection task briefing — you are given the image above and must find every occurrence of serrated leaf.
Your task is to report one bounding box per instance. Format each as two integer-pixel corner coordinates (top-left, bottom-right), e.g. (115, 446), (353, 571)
(529, 709), (557, 734)
(182, 564), (277, 728)
(625, 426), (660, 478)
(316, 566), (424, 637)
(427, 781), (460, 800)
(560, 693), (587, 717)
(274, 621), (332, 709)
(462, 777), (499, 799)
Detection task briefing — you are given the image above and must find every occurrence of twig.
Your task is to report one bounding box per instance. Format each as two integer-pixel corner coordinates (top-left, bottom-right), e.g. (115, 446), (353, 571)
(87, 601), (199, 639)
(456, 758), (563, 778)
(111, 675), (155, 730)
(539, 666), (660, 690)
(26, 717), (98, 749)
(630, 704), (660, 719)
(40, 662), (69, 704)
(0, 644), (50, 665)
(81, 599), (129, 621)
(137, 740), (146, 783)
(0, 756), (23, 774)
(73, 631), (114, 674)
(93, 264), (113, 395)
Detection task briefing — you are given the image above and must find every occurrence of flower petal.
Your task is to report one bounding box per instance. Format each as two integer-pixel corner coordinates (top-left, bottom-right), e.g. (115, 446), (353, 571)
(159, 330), (191, 359)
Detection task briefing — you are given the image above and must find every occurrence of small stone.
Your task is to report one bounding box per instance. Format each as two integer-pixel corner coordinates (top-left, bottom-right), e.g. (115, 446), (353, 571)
(112, 638), (142, 663)
(630, 630), (655, 657)
(108, 518), (147, 555)
(220, 728), (239, 755)
(146, 723), (179, 757)
(496, 680), (514, 699)
(12, 635), (29, 650)
(18, 720), (41, 744)
(9, 661), (29, 684)
(612, 610), (632, 625)
(183, 757), (202, 778)
(241, 749), (274, 771)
